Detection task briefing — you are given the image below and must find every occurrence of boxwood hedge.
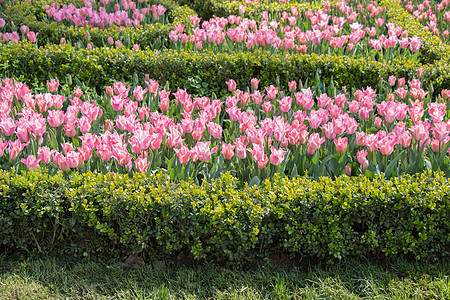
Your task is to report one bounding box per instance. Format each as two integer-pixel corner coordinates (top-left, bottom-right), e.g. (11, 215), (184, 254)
(0, 169), (448, 262)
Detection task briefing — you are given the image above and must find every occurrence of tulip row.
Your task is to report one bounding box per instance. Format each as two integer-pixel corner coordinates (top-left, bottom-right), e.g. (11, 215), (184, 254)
(0, 0), (427, 63)
(400, 0), (450, 43)
(0, 76), (449, 183)
(168, 6), (423, 62)
(0, 0), (195, 50)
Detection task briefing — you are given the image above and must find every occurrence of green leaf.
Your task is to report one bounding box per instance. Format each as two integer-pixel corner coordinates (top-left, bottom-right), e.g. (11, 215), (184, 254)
(385, 150), (405, 179)
(248, 176), (260, 187)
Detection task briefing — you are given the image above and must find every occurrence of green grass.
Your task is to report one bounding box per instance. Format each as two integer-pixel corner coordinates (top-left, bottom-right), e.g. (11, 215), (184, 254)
(0, 255), (448, 299)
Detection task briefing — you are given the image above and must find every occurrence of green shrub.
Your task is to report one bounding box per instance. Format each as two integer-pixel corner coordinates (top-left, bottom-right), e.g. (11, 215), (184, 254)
(0, 43), (432, 95)
(175, 0), (322, 20)
(1, 169), (448, 262)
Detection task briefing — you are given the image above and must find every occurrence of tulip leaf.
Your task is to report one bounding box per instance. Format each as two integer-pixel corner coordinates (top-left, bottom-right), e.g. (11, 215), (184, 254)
(290, 164), (298, 177)
(248, 176), (260, 187)
(385, 150), (405, 179)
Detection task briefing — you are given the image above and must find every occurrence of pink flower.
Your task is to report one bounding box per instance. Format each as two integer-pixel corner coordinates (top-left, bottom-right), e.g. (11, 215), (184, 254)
(149, 133), (163, 150)
(37, 146), (52, 164)
(226, 79), (236, 92)
(222, 143), (235, 160)
(433, 122), (449, 141)
(334, 137), (348, 153)
(249, 143), (265, 162)
(344, 165), (351, 176)
(8, 140), (27, 162)
(265, 85), (278, 99)
(388, 75), (396, 86)
(288, 81), (297, 92)
(133, 85), (147, 101)
(377, 137), (396, 155)
(207, 122), (222, 139)
(20, 155), (40, 169)
(395, 87), (408, 99)
(270, 146), (287, 166)
(114, 147), (132, 168)
(348, 101), (361, 114)
(0, 117), (16, 136)
(357, 150), (369, 171)
(262, 101), (272, 114)
(0, 138), (7, 157)
(307, 133), (325, 155)
(135, 157), (150, 173)
(27, 31), (38, 43)
(277, 96), (292, 112)
(77, 116), (91, 133)
(258, 154), (269, 169)
(174, 145), (191, 164)
(160, 97), (170, 112)
(251, 78), (260, 90)
(47, 79), (59, 92)
(192, 141), (218, 162)
(97, 144), (113, 162)
(409, 36), (422, 52)
(66, 151), (80, 168)
(410, 122), (429, 141)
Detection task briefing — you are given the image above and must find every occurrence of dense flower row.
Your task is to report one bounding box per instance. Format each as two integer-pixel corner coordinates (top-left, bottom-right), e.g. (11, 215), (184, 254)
(0, 75), (449, 182)
(400, 0), (450, 43)
(168, 5), (423, 60)
(44, 0), (167, 28)
(0, 0), (424, 61)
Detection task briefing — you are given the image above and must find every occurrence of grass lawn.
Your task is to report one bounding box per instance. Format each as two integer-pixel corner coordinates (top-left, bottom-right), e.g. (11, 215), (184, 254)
(0, 254), (448, 299)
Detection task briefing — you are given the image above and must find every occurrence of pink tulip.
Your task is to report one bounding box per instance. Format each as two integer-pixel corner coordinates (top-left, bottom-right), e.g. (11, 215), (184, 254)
(221, 143), (235, 160)
(262, 101), (272, 114)
(174, 145), (191, 164)
(344, 165), (351, 176)
(251, 78), (260, 90)
(135, 156), (150, 173)
(377, 137), (396, 155)
(192, 141), (217, 162)
(149, 133), (163, 150)
(226, 79), (236, 92)
(27, 31), (38, 43)
(433, 123), (449, 141)
(410, 122), (429, 141)
(357, 150), (369, 171)
(307, 133), (325, 155)
(97, 144), (113, 162)
(66, 151), (80, 168)
(265, 85), (278, 100)
(249, 143), (265, 162)
(47, 79), (59, 92)
(270, 146), (287, 166)
(207, 122), (222, 139)
(0, 117), (16, 136)
(133, 86), (147, 101)
(8, 140), (28, 162)
(258, 154), (269, 169)
(277, 96), (292, 112)
(0, 138), (7, 157)
(288, 81), (297, 92)
(334, 137), (348, 153)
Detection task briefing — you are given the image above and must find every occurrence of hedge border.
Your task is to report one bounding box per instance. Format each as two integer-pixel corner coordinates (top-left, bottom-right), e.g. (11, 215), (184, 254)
(0, 169), (448, 262)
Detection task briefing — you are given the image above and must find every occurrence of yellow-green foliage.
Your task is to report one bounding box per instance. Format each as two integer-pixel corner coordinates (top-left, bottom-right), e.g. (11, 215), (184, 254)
(176, 0), (322, 19)
(0, 169), (448, 261)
